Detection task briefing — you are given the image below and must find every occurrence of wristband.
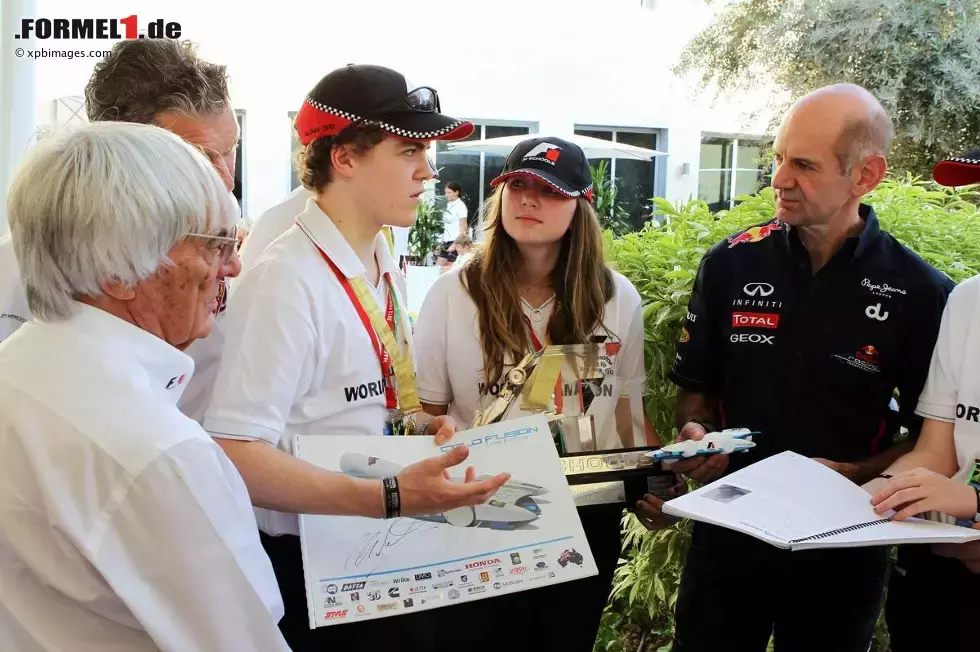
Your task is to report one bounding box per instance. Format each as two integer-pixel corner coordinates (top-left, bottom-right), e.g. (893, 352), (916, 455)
(382, 476), (401, 519)
(690, 419), (717, 434)
(974, 486), (980, 523)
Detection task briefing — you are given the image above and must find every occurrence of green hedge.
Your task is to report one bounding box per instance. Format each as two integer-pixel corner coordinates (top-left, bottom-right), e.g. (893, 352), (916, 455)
(598, 177), (980, 652)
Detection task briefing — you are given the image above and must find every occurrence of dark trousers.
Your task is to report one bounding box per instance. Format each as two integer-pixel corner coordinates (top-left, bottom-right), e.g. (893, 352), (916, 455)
(261, 503), (622, 652)
(886, 545), (980, 651)
(672, 523), (889, 652)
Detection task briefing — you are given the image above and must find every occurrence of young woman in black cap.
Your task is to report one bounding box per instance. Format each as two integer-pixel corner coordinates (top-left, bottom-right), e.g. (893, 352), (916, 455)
(413, 136), (665, 651)
(867, 150), (980, 652)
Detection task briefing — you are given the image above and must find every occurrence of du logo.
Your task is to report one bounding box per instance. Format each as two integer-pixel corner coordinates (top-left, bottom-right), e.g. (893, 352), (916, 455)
(865, 303), (889, 322)
(524, 143), (561, 163)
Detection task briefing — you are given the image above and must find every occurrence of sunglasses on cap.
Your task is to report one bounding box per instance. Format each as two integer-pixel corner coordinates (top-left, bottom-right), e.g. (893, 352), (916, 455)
(344, 87), (443, 134)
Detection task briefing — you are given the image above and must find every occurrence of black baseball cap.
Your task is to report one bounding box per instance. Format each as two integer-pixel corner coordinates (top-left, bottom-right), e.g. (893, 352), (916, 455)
(295, 64), (474, 146)
(490, 137), (594, 201)
(932, 149), (980, 187)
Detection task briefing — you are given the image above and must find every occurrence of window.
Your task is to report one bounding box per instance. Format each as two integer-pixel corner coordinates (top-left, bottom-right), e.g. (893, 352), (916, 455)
(573, 126), (662, 231)
(433, 121), (535, 235)
(698, 136), (771, 213)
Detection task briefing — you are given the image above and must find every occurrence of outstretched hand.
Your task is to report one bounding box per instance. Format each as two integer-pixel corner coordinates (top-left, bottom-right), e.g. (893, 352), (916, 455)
(397, 445), (510, 516)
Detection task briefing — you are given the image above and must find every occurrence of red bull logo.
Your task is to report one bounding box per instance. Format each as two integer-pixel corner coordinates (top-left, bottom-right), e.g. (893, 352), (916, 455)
(727, 221), (783, 248)
(855, 345), (879, 364)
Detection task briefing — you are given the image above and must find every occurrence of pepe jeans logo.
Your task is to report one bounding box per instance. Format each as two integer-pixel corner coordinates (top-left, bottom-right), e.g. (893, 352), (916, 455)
(861, 278), (906, 298)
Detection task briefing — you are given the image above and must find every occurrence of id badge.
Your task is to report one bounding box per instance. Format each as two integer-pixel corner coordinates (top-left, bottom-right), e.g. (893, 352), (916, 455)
(383, 408), (406, 437)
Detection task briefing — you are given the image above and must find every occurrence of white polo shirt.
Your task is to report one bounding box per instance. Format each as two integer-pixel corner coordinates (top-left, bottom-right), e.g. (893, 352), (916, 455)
(413, 266), (646, 451)
(203, 198), (411, 536)
(0, 234), (29, 343)
(0, 303), (287, 652)
(914, 274), (980, 520)
(176, 187), (314, 424)
(239, 186), (314, 276)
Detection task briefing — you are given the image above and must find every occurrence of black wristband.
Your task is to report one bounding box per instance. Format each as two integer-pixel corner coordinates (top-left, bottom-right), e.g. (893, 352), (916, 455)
(974, 486), (980, 521)
(691, 419), (717, 434)
(382, 476), (401, 519)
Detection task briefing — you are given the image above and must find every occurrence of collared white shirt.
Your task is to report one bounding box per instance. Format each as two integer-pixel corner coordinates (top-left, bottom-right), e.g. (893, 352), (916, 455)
(239, 186), (314, 277)
(203, 198), (412, 536)
(0, 303), (287, 652)
(412, 266), (647, 451)
(915, 274), (980, 522)
(177, 188), (314, 424)
(0, 234), (30, 343)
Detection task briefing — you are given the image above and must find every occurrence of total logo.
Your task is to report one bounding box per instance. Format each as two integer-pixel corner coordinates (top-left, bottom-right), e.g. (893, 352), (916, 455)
(466, 558), (502, 570)
(730, 333), (774, 345)
(865, 303), (889, 322)
(731, 312), (779, 329)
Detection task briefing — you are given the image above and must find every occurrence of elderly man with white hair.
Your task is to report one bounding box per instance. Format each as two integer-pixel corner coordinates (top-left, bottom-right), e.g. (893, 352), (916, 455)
(0, 122), (290, 652)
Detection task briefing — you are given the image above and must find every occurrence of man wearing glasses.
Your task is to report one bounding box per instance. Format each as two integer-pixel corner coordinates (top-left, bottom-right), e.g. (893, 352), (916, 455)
(201, 64), (504, 650)
(0, 39), (243, 424)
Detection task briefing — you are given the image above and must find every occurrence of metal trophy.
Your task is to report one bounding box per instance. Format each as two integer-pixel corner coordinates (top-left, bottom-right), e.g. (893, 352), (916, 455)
(469, 341), (676, 507)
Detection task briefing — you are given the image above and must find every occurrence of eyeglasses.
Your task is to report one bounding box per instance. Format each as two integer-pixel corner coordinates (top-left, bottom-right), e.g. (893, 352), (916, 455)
(185, 225), (239, 266)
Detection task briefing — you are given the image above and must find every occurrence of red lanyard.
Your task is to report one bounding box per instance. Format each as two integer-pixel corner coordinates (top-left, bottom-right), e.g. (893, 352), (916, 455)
(319, 249), (399, 410)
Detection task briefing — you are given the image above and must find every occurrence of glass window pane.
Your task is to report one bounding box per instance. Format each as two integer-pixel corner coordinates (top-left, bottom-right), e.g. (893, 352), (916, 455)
(615, 131), (657, 150)
(575, 128), (613, 142)
(736, 139), (766, 171)
(485, 125), (530, 139)
(735, 170), (765, 198)
(700, 137), (733, 170)
(434, 150), (481, 234)
(698, 170), (731, 212)
(615, 159), (655, 229)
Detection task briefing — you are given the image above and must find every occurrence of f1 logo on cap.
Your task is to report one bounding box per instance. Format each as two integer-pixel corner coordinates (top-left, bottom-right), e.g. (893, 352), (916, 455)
(524, 143), (561, 163)
(165, 374), (185, 390)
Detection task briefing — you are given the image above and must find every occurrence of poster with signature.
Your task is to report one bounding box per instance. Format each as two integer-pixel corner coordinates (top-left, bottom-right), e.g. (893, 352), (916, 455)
(294, 414), (597, 628)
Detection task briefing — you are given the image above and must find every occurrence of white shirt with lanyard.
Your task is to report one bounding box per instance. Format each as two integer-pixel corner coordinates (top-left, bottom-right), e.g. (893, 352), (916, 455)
(203, 198), (417, 536)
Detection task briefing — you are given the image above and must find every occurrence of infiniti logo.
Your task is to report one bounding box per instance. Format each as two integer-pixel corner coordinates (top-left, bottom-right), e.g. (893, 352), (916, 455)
(743, 282), (774, 297)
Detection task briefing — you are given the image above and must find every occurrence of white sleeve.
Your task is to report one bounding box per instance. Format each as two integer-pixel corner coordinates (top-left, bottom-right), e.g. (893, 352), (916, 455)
(0, 237), (31, 343)
(915, 279), (975, 422)
(613, 276), (647, 394)
(94, 437), (288, 652)
(413, 273), (454, 406)
(203, 262), (316, 445)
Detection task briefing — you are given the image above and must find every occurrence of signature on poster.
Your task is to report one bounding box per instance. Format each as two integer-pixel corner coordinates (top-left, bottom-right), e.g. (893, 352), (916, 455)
(347, 518), (437, 571)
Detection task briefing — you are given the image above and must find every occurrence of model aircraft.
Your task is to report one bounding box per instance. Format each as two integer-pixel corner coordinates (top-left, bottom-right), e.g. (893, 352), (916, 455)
(645, 428), (759, 462)
(339, 453), (549, 529)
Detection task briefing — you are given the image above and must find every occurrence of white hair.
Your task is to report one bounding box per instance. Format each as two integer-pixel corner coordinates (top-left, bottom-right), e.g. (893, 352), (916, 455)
(5, 121), (237, 321)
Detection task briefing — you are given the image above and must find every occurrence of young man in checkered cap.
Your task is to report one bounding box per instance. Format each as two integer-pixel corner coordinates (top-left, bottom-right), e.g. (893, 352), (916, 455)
(201, 64), (505, 650)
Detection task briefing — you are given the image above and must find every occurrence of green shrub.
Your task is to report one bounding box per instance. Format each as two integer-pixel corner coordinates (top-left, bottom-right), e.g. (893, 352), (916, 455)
(598, 177), (980, 652)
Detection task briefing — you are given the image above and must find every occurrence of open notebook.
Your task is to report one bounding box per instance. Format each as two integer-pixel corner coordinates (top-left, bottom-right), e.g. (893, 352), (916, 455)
(662, 451), (980, 550)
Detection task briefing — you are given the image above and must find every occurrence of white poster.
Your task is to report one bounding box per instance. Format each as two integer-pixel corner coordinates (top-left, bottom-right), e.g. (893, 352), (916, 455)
(294, 415), (597, 628)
